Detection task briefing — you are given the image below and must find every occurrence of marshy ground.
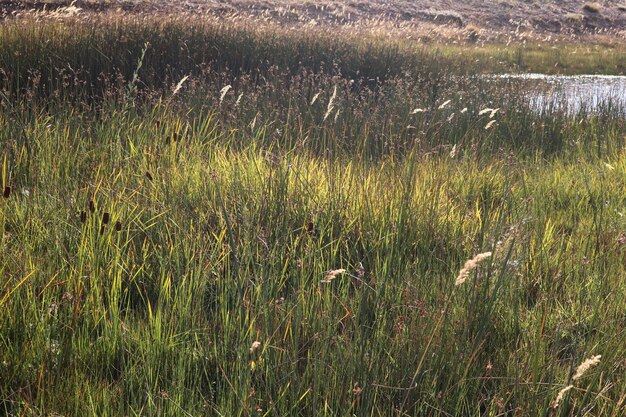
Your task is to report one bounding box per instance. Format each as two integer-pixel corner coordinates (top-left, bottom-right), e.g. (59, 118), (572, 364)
(0, 2), (625, 417)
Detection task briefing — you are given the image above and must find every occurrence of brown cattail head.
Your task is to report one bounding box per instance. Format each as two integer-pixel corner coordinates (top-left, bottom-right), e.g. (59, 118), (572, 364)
(3, 186), (10, 198)
(80, 211), (87, 223)
(102, 212), (110, 225)
(145, 171), (153, 181)
(115, 221), (122, 232)
(88, 200), (96, 212)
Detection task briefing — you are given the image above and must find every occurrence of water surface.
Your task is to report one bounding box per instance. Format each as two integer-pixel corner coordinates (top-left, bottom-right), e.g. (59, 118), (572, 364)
(496, 73), (626, 114)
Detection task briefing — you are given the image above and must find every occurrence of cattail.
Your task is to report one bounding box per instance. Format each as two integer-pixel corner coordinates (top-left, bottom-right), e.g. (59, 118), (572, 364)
(80, 211), (87, 223)
(573, 355), (601, 380)
(145, 171), (153, 181)
(485, 120), (497, 130)
(552, 385), (573, 409)
(102, 212), (110, 225)
(321, 268), (346, 283)
(2, 186), (10, 198)
(88, 200), (96, 212)
(115, 221), (122, 232)
(455, 252), (492, 286)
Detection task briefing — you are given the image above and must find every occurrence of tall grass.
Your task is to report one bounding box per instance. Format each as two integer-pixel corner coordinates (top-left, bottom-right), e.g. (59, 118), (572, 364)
(0, 14), (625, 417)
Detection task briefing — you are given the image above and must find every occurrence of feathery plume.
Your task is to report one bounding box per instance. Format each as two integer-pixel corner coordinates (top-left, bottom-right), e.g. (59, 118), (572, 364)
(334, 108), (341, 122)
(249, 341), (262, 355)
(573, 355), (601, 380)
(485, 120), (497, 130)
(449, 144), (458, 158)
(324, 86), (337, 121)
(321, 268), (346, 283)
(455, 252), (492, 286)
(411, 108), (426, 114)
(171, 75), (189, 97)
(552, 385), (573, 409)
(310, 91), (322, 105)
(438, 99), (451, 110)
(219, 85), (232, 105)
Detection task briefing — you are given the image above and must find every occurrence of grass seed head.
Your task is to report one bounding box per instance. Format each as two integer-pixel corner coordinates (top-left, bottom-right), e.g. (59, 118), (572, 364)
(438, 99), (451, 109)
(321, 268), (347, 283)
(552, 385), (574, 409)
(573, 355), (601, 380)
(249, 341), (262, 355)
(455, 252), (492, 286)
(219, 85), (232, 104)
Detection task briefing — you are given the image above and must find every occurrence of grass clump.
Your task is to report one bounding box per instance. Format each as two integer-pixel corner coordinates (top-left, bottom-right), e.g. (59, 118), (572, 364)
(0, 13), (626, 417)
(583, 3), (602, 13)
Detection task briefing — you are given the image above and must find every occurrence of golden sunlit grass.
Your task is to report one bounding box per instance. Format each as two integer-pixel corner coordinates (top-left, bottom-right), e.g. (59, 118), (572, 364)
(0, 13), (625, 417)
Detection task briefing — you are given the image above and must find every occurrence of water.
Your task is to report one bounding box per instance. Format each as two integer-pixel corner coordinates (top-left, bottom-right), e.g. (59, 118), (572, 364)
(495, 73), (626, 114)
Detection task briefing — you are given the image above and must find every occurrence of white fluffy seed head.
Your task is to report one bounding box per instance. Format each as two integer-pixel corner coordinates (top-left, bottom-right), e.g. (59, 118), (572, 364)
(455, 252), (492, 286)
(552, 385), (573, 409)
(573, 355), (601, 380)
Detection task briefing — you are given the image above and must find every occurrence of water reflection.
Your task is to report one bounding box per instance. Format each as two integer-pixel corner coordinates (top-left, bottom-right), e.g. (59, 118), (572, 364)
(495, 74), (626, 114)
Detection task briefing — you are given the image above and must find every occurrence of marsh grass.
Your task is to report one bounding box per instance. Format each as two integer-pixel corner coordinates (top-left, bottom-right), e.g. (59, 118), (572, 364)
(0, 14), (625, 417)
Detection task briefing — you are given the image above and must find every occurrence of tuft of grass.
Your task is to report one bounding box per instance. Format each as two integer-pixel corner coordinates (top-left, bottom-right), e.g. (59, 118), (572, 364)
(583, 3), (601, 13)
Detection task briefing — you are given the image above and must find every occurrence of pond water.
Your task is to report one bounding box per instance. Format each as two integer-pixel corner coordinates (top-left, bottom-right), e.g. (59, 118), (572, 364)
(496, 74), (626, 115)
